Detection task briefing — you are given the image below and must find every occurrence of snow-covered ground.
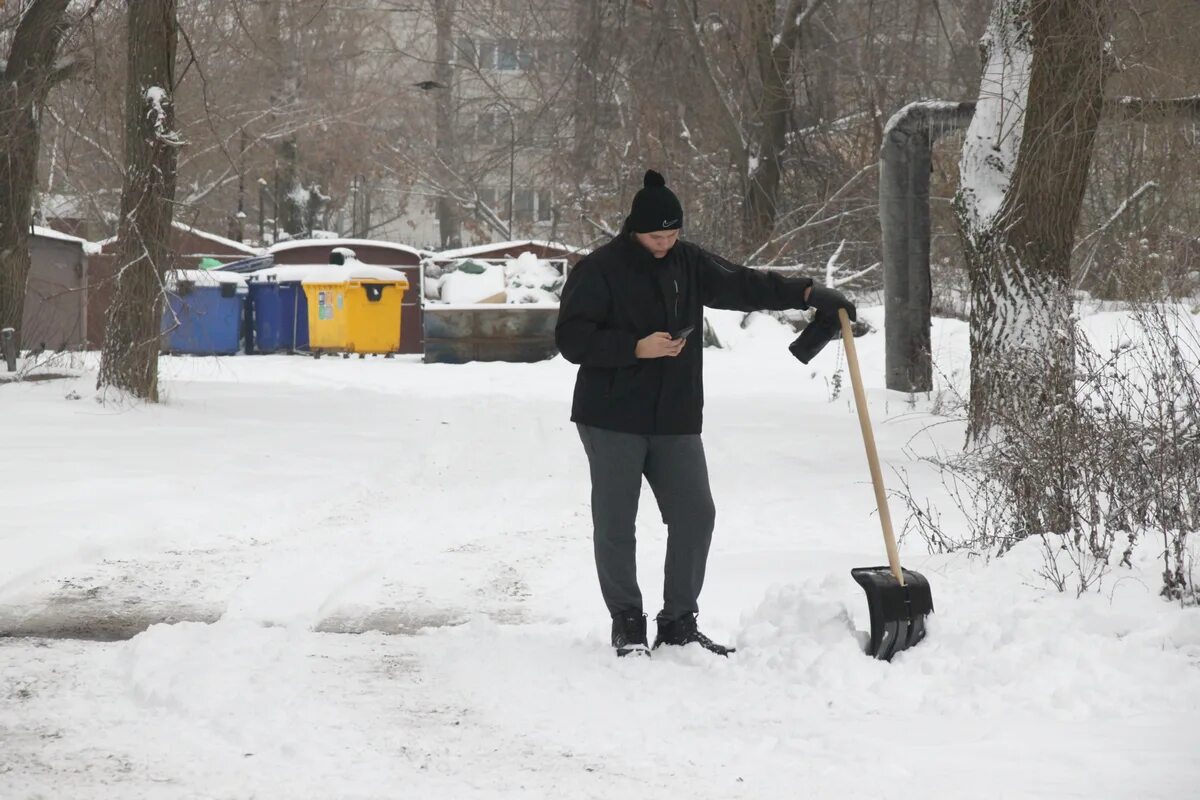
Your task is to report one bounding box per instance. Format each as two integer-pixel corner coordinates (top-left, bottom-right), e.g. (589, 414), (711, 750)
(2, 307), (1197, 799)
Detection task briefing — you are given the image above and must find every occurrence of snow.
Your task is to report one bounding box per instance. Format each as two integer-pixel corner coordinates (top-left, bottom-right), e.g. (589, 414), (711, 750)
(251, 261), (410, 285)
(172, 221), (263, 255)
(95, 221), (263, 256)
(957, 4), (1033, 241)
(164, 268), (247, 289)
(437, 261), (506, 303)
(144, 85), (183, 146)
(881, 99), (969, 139)
(436, 239), (587, 260)
(431, 253), (564, 305)
(1, 306), (1197, 798)
(269, 237), (425, 260)
(31, 224), (102, 255)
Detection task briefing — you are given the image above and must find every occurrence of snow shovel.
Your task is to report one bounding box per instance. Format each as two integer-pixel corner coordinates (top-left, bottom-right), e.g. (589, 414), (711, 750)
(837, 308), (933, 661)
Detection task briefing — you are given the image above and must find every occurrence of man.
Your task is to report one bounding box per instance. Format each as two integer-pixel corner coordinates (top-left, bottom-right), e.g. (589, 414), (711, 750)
(555, 170), (856, 658)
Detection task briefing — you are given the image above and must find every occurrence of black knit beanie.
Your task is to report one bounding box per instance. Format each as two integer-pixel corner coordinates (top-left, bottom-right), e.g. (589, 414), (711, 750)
(628, 170), (683, 233)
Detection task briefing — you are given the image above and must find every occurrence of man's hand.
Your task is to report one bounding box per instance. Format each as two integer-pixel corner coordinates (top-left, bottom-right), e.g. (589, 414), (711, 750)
(636, 332), (686, 359)
(806, 285), (857, 322)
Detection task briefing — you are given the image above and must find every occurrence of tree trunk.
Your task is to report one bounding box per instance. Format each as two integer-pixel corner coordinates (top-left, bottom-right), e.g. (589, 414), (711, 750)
(672, 0), (824, 248)
(0, 0), (74, 349)
(955, 0), (1109, 531)
(265, 0), (305, 237)
(744, 1), (800, 247)
(97, 0), (180, 401)
(433, 0), (461, 249)
(571, 0), (604, 175)
(957, 0), (1109, 433)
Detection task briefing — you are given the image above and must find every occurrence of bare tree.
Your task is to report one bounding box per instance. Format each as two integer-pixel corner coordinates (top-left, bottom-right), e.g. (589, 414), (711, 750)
(0, 0), (90, 348)
(672, 0), (827, 248)
(97, 0), (180, 400)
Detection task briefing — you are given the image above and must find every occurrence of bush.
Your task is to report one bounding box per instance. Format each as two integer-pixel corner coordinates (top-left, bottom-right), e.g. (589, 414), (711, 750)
(899, 302), (1199, 602)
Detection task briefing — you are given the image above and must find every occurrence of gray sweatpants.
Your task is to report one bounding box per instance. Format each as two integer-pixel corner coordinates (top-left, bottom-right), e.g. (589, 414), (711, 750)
(576, 423), (717, 619)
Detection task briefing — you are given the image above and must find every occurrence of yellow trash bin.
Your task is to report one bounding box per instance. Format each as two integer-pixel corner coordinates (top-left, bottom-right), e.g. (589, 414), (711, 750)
(304, 273), (409, 354)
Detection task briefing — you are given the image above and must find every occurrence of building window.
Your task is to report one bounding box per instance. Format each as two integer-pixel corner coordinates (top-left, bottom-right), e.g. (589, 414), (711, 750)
(516, 110), (556, 148)
(478, 40), (496, 71)
(497, 38), (519, 71)
(517, 42), (535, 70)
(515, 189), (534, 222)
(533, 42), (568, 73)
(475, 112), (495, 145)
(536, 190), (553, 223)
(462, 37), (562, 73)
(455, 36), (477, 68)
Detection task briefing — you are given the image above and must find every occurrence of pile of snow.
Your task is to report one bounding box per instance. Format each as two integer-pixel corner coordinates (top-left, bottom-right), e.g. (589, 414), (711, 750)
(436, 260), (507, 304)
(504, 251), (564, 304)
(429, 252), (565, 305)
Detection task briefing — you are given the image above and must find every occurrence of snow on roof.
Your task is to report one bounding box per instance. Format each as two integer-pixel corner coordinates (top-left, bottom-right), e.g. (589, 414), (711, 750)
(93, 221), (264, 255)
(173, 222), (263, 255)
(268, 237), (425, 259)
(32, 225), (103, 255)
(435, 239), (589, 260)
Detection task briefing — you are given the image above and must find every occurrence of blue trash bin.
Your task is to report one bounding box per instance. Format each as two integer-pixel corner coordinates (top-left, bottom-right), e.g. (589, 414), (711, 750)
(247, 278), (309, 354)
(162, 274), (245, 355)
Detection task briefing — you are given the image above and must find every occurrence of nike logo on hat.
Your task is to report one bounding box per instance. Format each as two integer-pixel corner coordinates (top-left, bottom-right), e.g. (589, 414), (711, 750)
(662, 218), (679, 227)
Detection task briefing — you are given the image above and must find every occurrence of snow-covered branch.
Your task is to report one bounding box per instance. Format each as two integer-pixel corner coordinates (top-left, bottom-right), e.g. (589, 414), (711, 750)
(832, 261), (880, 288)
(776, 0), (827, 60)
(824, 238), (845, 286)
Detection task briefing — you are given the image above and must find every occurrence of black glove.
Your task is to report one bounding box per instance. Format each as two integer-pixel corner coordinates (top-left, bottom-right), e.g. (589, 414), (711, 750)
(788, 313), (840, 364)
(806, 285), (856, 322)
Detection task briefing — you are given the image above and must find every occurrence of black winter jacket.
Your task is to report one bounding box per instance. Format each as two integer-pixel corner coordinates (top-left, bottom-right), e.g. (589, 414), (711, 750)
(555, 231), (813, 435)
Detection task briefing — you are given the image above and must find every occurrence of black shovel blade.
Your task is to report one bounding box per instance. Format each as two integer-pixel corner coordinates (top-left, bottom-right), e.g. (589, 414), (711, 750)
(851, 567), (934, 661)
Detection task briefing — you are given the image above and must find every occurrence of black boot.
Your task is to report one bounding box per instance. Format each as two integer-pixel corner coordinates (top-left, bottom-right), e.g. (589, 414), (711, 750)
(653, 612), (735, 656)
(611, 611), (650, 658)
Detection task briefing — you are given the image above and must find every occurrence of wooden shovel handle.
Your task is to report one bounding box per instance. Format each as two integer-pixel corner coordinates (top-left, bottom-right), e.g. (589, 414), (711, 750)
(838, 308), (905, 585)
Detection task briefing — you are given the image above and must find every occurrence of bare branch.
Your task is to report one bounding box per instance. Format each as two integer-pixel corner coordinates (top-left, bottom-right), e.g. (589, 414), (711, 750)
(775, 0), (827, 61)
(824, 238), (845, 285)
(1106, 95), (1200, 122)
(670, 0), (747, 164)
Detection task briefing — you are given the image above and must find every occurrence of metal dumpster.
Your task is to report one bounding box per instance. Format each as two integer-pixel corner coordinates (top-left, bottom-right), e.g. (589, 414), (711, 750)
(422, 304), (559, 364)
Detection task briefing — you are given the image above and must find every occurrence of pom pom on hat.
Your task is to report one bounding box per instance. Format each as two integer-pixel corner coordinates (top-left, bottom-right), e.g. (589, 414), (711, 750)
(643, 169), (666, 188)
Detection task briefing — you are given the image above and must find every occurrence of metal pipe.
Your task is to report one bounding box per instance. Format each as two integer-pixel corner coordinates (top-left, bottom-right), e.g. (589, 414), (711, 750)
(2, 327), (16, 372)
(878, 100), (975, 392)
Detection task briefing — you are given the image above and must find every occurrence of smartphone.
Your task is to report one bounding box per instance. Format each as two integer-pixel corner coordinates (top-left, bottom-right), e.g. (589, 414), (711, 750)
(671, 325), (695, 341)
